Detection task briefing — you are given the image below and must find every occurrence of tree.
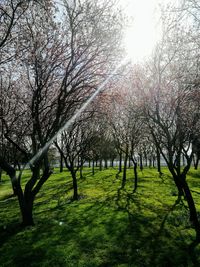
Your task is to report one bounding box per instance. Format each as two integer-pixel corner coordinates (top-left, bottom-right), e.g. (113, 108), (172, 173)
(0, 0), (29, 58)
(107, 70), (144, 190)
(140, 32), (200, 240)
(193, 137), (200, 169)
(55, 114), (95, 200)
(0, 0), (123, 226)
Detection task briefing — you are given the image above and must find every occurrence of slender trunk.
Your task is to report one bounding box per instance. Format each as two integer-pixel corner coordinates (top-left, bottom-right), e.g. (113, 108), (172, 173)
(111, 159), (114, 167)
(92, 159), (95, 175)
(80, 158), (83, 179)
(182, 154), (185, 167)
(80, 166), (83, 179)
(132, 160), (138, 192)
(115, 153), (122, 179)
(60, 153), (63, 172)
(0, 167), (2, 182)
(139, 154), (143, 171)
(71, 170), (78, 200)
(104, 159), (108, 169)
(156, 148), (162, 175)
(181, 177), (200, 241)
(152, 156), (155, 168)
(149, 157), (152, 168)
(119, 152), (122, 173)
(95, 160), (98, 167)
(109, 159), (112, 167)
(88, 160), (91, 168)
(99, 159), (102, 171)
(123, 151), (128, 184)
(194, 156), (199, 170)
(6, 165), (18, 196)
(128, 157), (131, 168)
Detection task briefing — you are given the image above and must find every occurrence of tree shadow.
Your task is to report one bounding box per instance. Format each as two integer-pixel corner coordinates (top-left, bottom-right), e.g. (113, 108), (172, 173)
(0, 222), (24, 248)
(148, 196), (182, 265)
(187, 234), (200, 266)
(115, 185), (200, 267)
(1, 172), (200, 266)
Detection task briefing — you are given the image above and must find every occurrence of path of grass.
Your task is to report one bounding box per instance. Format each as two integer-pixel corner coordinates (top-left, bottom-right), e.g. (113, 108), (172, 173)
(0, 167), (200, 266)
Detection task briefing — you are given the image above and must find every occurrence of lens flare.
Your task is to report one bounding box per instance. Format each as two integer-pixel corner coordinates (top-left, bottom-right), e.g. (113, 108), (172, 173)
(28, 57), (129, 167)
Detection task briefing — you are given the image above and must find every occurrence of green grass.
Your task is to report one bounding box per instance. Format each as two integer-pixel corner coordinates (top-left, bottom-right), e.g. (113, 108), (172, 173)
(0, 167), (200, 266)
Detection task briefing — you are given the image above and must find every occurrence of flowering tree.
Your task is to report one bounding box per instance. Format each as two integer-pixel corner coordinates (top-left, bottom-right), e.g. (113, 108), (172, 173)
(0, 0), (123, 226)
(140, 27), (200, 239)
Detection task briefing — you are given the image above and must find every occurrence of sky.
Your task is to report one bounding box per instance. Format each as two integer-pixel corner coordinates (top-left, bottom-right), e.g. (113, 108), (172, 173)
(119, 0), (175, 62)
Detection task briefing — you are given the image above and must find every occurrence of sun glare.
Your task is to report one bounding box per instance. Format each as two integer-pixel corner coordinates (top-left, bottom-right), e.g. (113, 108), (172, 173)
(121, 0), (162, 62)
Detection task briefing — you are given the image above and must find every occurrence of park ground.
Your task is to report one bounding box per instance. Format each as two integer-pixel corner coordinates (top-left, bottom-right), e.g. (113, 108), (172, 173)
(1, 167), (200, 267)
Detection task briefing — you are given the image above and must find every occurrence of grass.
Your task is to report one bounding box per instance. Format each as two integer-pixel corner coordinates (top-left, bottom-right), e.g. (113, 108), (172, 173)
(0, 167), (200, 266)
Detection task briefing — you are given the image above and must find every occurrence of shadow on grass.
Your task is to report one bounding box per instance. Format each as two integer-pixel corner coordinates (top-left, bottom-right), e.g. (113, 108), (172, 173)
(1, 196), (200, 267)
(0, 193), (15, 202)
(0, 222), (23, 249)
(115, 184), (200, 267)
(1, 169), (200, 266)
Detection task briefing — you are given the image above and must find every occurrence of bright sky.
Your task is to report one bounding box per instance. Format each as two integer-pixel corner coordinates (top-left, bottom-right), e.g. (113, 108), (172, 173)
(120, 0), (173, 63)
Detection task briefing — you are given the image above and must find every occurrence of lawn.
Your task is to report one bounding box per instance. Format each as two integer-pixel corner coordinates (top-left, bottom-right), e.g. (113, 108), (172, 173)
(0, 167), (200, 267)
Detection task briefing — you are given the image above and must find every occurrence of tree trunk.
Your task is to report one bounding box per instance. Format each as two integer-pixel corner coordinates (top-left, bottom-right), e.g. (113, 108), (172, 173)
(128, 157), (131, 168)
(119, 152), (122, 173)
(20, 196), (34, 226)
(71, 170), (78, 200)
(156, 148), (162, 175)
(194, 156), (199, 170)
(0, 167), (2, 182)
(7, 167), (36, 226)
(15, 178), (35, 226)
(104, 159), (108, 169)
(173, 175), (184, 197)
(181, 177), (200, 241)
(153, 156), (155, 168)
(80, 157), (83, 179)
(60, 153), (63, 172)
(182, 154), (185, 167)
(139, 154), (143, 171)
(99, 159), (102, 171)
(145, 155), (148, 167)
(10, 175), (35, 227)
(123, 151), (128, 184)
(149, 157), (152, 168)
(111, 159), (114, 167)
(92, 159), (95, 175)
(109, 159), (112, 167)
(80, 166), (83, 179)
(88, 160), (91, 168)
(0, 154), (52, 227)
(0, 157), (18, 195)
(132, 160), (138, 192)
